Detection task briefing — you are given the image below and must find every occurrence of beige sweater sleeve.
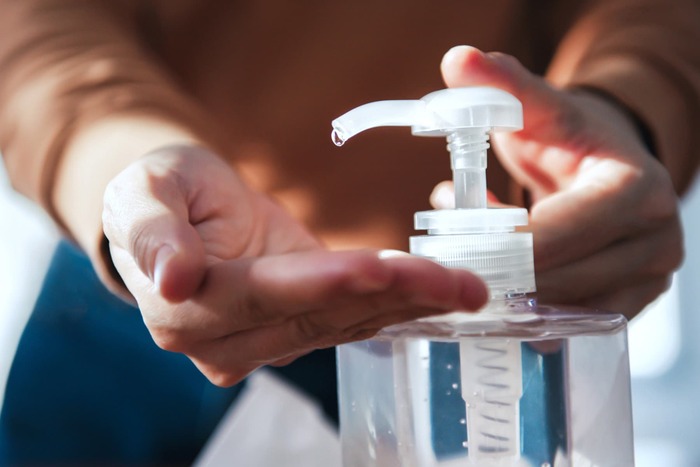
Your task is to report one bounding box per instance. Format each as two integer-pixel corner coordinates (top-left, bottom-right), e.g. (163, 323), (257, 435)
(1, 0), (699, 295)
(547, 0), (700, 195)
(0, 0), (223, 295)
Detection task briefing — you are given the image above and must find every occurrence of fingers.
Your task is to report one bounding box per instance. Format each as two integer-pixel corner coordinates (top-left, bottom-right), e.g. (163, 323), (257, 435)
(536, 221), (683, 304)
(530, 184), (632, 270)
(440, 45), (589, 197)
(268, 351), (312, 368)
(188, 304), (435, 386)
(142, 249), (488, 386)
(529, 172), (681, 321)
(437, 46), (683, 321)
(189, 249), (488, 335)
(441, 46), (540, 97)
(530, 156), (680, 269)
(103, 156), (207, 302)
(532, 175), (682, 319)
(430, 180), (507, 209)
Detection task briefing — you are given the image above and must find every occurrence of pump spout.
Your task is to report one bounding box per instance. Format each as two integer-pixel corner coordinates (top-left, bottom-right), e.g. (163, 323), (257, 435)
(331, 100), (427, 145)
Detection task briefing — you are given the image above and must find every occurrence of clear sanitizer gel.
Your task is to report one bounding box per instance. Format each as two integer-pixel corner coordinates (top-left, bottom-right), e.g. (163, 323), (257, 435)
(332, 88), (635, 466)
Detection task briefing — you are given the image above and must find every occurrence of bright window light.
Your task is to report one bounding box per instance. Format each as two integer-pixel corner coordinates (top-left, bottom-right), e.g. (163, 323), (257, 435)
(629, 276), (682, 379)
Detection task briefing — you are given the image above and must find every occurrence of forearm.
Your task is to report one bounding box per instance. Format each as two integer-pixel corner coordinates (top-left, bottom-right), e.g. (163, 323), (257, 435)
(0, 0), (224, 292)
(546, 0), (700, 195)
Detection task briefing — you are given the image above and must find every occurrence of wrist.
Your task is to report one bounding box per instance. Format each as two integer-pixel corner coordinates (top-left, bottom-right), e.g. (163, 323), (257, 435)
(54, 114), (205, 293)
(570, 86), (657, 157)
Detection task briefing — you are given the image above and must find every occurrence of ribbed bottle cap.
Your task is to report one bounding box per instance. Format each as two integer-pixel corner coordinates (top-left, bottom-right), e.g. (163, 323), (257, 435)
(411, 209), (536, 299)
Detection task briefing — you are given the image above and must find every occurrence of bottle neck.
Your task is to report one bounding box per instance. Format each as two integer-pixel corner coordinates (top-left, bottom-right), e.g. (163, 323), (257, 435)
(483, 293), (537, 314)
(447, 130), (490, 209)
(385, 293), (539, 332)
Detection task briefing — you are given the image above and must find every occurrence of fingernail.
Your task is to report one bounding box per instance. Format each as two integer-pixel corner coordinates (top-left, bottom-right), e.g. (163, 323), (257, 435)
(442, 46), (464, 68)
(459, 274), (490, 311)
(444, 45), (468, 59)
(378, 249), (411, 259)
(348, 254), (396, 293)
(349, 275), (389, 294)
(153, 245), (176, 286)
(443, 45), (481, 64)
(432, 184), (455, 209)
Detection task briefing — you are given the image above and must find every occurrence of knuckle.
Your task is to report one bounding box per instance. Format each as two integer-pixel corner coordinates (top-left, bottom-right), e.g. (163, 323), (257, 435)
(663, 239), (685, 273)
(294, 314), (325, 342)
(293, 314), (340, 346)
(639, 167), (680, 224)
(348, 328), (380, 342)
(647, 225), (685, 275)
(555, 104), (587, 143)
(488, 52), (524, 73)
(205, 368), (250, 388)
(128, 225), (157, 275)
(150, 328), (193, 353)
(644, 278), (673, 307)
(647, 192), (678, 225)
(240, 292), (274, 327)
(102, 178), (128, 242)
(102, 158), (187, 251)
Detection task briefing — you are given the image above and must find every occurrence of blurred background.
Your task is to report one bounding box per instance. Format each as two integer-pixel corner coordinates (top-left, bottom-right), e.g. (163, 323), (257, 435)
(1, 158), (699, 466)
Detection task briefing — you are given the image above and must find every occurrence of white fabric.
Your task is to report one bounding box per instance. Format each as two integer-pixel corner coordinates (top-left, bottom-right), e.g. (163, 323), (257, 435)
(0, 161), (58, 415)
(195, 369), (342, 467)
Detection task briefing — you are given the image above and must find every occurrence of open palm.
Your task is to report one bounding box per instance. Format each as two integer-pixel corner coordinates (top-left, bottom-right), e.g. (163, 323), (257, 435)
(103, 145), (487, 385)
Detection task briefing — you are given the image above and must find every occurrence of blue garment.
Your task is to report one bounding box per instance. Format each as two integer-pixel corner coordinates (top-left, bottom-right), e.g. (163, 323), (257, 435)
(0, 240), (337, 465)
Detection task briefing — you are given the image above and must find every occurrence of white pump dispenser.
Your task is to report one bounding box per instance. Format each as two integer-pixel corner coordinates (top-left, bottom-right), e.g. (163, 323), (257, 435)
(332, 87), (534, 300)
(332, 87), (635, 467)
(333, 87), (533, 464)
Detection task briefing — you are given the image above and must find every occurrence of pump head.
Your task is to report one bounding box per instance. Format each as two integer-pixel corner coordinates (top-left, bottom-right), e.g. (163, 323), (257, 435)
(331, 87), (522, 142)
(332, 87), (536, 299)
(332, 87), (522, 211)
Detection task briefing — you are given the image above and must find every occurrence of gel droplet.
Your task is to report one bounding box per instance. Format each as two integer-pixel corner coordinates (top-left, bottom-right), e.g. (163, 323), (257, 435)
(331, 128), (345, 146)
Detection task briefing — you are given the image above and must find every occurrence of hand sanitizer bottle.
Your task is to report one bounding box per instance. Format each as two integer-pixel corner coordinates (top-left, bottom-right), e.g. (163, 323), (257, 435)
(332, 87), (635, 467)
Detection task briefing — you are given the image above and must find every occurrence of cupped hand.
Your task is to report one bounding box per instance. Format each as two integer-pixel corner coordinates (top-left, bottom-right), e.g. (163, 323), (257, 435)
(103, 145), (488, 386)
(435, 46), (683, 318)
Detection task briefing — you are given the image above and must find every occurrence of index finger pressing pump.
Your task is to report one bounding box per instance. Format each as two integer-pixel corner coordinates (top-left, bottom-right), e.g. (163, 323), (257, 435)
(332, 87), (635, 466)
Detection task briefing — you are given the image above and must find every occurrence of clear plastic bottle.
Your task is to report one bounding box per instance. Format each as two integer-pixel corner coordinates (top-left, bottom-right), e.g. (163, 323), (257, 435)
(332, 88), (635, 466)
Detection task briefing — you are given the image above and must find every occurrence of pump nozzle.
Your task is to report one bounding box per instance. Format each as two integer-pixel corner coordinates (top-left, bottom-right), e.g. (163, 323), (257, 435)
(331, 100), (427, 145)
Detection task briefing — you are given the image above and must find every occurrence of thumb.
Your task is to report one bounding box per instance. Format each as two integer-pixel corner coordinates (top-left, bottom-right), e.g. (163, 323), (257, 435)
(430, 180), (506, 209)
(103, 168), (207, 303)
(143, 213), (207, 303)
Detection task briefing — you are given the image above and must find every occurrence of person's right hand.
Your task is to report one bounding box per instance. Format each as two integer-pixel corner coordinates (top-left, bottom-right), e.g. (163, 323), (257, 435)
(102, 145), (488, 386)
(435, 46), (683, 318)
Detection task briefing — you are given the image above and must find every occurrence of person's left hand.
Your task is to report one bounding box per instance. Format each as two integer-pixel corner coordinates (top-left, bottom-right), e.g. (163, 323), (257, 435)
(432, 46), (683, 318)
(102, 145), (488, 386)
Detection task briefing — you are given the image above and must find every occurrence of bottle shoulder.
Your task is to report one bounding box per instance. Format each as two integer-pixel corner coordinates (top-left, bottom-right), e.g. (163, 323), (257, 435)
(376, 301), (628, 340)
